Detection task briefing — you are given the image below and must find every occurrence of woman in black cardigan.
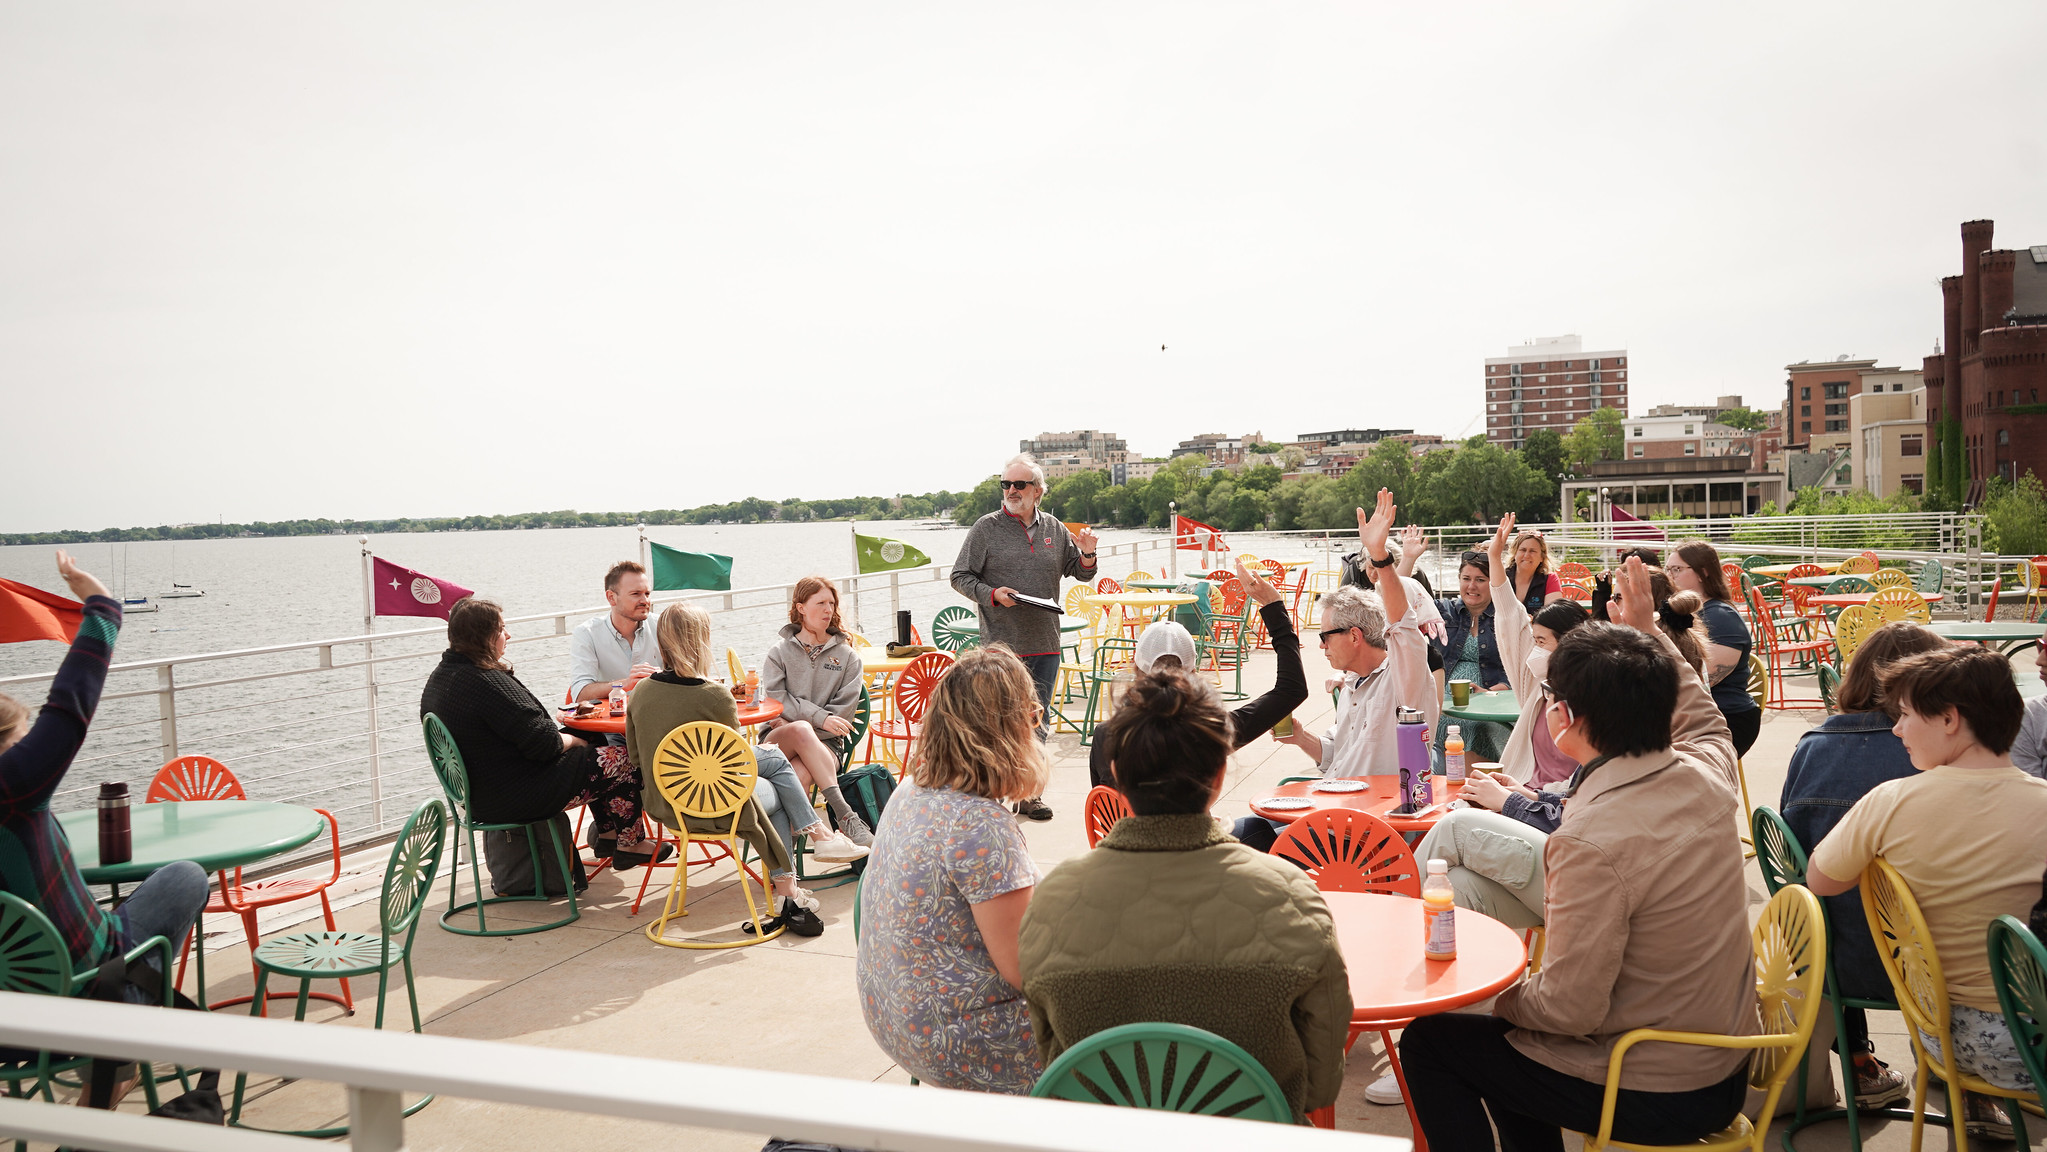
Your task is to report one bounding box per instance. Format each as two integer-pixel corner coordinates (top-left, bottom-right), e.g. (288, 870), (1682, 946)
(420, 597), (663, 869)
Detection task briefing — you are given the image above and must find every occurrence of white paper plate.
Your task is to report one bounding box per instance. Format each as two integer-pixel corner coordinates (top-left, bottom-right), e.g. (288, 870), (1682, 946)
(1257, 796), (1315, 810)
(1311, 779), (1369, 793)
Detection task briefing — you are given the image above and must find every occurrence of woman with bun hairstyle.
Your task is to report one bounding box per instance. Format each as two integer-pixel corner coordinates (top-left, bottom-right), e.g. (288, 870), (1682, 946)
(1018, 666), (1351, 1122)
(1666, 540), (1762, 757)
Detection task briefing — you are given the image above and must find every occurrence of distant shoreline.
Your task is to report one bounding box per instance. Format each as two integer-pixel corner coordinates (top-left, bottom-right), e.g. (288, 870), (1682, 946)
(0, 495), (970, 547)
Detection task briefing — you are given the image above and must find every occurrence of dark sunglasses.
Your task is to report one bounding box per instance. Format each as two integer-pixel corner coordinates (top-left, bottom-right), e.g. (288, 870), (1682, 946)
(1461, 551), (1485, 565)
(1318, 625), (1355, 642)
(999, 480), (1036, 491)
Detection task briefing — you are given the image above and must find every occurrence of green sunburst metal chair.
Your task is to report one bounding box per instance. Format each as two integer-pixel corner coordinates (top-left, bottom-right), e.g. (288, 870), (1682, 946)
(423, 712), (580, 936)
(1988, 916), (2047, 1113)
(229, 799), (447, 1136)
(0, 893), (179, 1116)
(1031, 1021), (1295, 1124)
(931, 605), (979, 653)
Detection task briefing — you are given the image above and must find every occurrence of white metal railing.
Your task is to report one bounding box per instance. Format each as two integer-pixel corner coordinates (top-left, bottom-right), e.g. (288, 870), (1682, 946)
(0, 537), (1178, 861)
(0, 994), (1396, 1152)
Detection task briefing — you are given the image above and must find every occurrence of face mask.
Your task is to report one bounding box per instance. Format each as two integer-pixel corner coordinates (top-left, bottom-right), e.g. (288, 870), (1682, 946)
(1525, 647), (1551, 679)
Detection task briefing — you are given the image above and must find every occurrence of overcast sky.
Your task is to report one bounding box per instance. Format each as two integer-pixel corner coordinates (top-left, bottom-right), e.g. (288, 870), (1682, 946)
(4, 2), (2043, 533)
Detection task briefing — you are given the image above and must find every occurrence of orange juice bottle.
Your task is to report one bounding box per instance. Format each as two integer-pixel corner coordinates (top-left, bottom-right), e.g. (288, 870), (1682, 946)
(1444, 724), (1466, 782)
(1423, 859), (1457, 960)
(746, 668), (761, 706)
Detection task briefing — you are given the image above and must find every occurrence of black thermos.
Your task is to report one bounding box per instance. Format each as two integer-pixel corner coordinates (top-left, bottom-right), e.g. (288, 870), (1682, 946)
(97, 781), (132, 866)
(895, 610), (913, 647)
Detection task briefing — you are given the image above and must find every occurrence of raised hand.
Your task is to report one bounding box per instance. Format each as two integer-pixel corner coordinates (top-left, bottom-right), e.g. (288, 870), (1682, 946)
(1072, 525), (1099, 557)
(1233, 558), (1282, 607)
(1356, 488), (1397, 560)
(55, 550), (110, 603)
(1613, 556), (1658, 634)
(1485, 514), (1515, 585)
(1399, 524), (1425, 557)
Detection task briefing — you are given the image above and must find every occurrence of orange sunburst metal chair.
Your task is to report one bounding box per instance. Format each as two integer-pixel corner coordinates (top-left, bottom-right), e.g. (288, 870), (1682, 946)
(147, 756), (350, 1013)
(868, 651), (954, 777)
(1083, 785), (1132, 848)
(1272, 809), (1426, 1139)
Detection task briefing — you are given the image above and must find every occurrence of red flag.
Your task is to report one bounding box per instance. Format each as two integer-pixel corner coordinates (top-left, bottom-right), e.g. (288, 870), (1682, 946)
(0, 579), (83, 644)
(1609, 505), (1668, 542)
(1174, 515), (1228, 553)
(372, 557), (474, 620)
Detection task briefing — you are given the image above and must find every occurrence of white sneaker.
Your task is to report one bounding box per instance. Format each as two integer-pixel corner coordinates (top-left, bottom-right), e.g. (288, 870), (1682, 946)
(1363, 1071), (1404, 1105)
(787, 886), (821, 913)
(810, 831), (871, 863)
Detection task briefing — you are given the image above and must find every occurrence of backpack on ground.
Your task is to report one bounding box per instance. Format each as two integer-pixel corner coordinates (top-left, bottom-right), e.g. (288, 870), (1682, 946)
(482, 811), (587, 897)
(833, 764), (897, 875)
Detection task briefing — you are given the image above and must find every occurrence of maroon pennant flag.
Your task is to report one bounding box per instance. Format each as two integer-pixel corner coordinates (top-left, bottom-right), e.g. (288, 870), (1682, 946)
(372, 557), (474, 619)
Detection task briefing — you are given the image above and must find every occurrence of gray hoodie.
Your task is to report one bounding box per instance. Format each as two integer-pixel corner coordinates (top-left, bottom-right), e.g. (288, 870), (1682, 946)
(761, 623), (865, 727)
(949, 508), (1097, 656)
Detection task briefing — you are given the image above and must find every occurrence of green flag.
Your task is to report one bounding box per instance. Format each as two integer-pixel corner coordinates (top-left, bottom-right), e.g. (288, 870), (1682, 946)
(649, 542), (733, 591)
(855, 532), (931, 574)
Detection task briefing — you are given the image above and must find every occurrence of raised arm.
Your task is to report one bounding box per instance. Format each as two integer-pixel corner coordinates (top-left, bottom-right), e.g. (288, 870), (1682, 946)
(1486, 515), (1536, 696)
(1396, 525), (1426, 579)
(0, 552), (120, 813)
(1614, 558), (1735, 791)
(1357, 490), (1407, 625)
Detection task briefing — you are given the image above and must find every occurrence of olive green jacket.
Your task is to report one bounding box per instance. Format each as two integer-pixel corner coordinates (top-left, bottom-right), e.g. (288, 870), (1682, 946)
(1016, 813), (1352, 1117)
(624, 675), (791, 876)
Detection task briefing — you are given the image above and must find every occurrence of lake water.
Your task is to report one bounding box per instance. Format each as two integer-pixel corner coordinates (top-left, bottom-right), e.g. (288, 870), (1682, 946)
(6, 521), (1295, 834)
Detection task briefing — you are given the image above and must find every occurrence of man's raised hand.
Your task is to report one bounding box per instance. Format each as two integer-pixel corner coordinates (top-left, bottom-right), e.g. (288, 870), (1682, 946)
(1613, 556), (1659, 635)
(1357, 488), (1397, 559)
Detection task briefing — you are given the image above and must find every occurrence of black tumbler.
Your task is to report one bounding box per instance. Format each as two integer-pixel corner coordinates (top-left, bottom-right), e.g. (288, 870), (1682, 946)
(896, 610), (913, 647)
(97, 781), (132, 866)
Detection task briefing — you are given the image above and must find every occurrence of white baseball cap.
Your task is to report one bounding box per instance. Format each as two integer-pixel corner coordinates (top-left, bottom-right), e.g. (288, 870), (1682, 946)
(1134, 621), (1199, 674)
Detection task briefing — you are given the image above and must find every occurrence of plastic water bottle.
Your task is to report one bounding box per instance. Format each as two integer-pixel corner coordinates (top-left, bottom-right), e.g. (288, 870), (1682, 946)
(746, 668), (761, 707)
(1444, 724), (1466, 783)
(1396, 706), (1431, 810)
(1424, 859), (1458, 960)
(608, 683), (627, 716)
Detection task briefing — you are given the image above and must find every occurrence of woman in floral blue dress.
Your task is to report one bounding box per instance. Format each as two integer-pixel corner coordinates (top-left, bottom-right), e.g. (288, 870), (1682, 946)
(856, 645), (1048, 1093)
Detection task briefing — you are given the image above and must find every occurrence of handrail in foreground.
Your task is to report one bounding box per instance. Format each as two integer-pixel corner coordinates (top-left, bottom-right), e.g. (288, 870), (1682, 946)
(0, 993), (1396, 1152)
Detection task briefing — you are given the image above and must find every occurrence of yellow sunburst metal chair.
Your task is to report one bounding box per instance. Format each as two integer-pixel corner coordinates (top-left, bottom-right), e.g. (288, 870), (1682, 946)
(1861, 858), (2035, 1151)
(1833, 604), (1881, 666)
(1866, 587), (1932, 625)
(645, 722), (782, 949)
(1581, 883), (1825, 1152)
(1866, 568), (1913, 591)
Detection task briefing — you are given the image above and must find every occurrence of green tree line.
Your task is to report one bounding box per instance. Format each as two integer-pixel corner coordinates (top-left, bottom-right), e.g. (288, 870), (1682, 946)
(953, 428), (1577, 532)
(0, 490), (969, 546)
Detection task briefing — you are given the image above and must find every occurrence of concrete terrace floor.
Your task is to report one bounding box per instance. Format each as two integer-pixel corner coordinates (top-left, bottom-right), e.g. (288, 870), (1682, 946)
(44, 640), (2047, 1152)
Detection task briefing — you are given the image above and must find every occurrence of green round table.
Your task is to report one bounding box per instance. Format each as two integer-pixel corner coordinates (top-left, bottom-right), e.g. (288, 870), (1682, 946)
(1441, 689), (1521, 725)
(1125, 580), (1185, 591)
(1928, 622), (2043, 645)
(59, 800), (326, 885)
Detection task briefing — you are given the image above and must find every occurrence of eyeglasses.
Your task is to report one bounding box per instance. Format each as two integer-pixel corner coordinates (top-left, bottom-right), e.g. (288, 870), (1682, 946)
(1540, 679), (1574, 724)
(1318, 625), (1355, 642)
(999, 480), (1036, 491)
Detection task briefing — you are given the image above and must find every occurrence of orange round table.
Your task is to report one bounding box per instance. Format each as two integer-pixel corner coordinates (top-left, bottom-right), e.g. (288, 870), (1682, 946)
(558, 697), (782, 735)
(1327, 891), (1528, 1152)
(1248, 776), (1467, 834)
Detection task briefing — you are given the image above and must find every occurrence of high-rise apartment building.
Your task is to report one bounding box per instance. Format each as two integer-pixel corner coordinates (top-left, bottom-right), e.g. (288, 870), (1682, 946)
(1018, 430), (1130, 478)
(1483, 335), (1630, 450)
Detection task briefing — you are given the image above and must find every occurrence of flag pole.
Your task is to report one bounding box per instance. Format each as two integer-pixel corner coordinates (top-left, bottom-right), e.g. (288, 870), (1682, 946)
(638, 522), (649, 581)
(359, 537), (383, 829)
(1168, 502), (1178, 580)
(848, 521), (863, 634)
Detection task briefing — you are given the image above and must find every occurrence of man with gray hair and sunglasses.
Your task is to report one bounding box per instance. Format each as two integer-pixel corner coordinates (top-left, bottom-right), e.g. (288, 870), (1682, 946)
(1233, 489), (1432, 851)
(950, 452), (1098, 821)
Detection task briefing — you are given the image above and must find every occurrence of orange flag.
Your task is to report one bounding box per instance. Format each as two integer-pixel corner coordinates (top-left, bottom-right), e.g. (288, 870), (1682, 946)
(0, 579), (83, 644)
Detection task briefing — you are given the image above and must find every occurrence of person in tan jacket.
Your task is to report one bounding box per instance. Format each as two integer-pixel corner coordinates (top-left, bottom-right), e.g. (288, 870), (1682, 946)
(1399, 558), (1754, 1152)
(1017, 667), (1353, 1121)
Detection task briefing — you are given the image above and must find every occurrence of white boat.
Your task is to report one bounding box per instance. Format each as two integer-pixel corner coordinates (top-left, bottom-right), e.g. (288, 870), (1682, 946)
(160, 544), (204, 596)
(123, 596), (160, 614)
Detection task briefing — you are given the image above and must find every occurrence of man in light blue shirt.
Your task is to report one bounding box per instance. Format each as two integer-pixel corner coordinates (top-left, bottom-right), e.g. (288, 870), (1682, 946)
(568, 561), (661, 704)
(2012, 623), (2047, 779)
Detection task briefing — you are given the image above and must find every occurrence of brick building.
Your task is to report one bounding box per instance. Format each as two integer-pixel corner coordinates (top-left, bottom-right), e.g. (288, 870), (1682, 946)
(1020, 430), (1129, 474)
(1483, 335), (1629, 450)
(1923, 220), (2047, 501)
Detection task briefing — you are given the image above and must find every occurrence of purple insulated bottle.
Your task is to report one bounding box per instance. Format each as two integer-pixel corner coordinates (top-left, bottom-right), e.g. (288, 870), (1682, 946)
(1396, 706), (1431, 811)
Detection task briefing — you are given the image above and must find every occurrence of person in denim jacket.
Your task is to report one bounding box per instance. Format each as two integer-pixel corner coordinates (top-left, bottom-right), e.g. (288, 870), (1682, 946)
(1435, 552), (1508, 691)
(1779, 621), (1946, 1110)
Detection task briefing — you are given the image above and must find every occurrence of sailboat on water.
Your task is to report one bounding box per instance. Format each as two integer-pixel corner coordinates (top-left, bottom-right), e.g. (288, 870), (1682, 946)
(160, 543), (204, 598)
(118, 544), (159, 613)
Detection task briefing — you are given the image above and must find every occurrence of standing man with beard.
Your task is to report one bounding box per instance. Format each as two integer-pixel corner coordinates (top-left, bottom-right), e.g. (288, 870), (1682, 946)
(951, 453), (1098, 821)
